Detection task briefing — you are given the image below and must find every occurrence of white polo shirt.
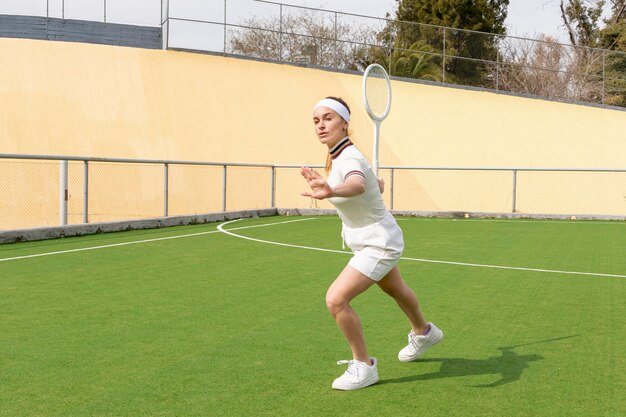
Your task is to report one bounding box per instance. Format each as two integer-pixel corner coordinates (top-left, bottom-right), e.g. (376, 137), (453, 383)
(327, 137), (387, 229)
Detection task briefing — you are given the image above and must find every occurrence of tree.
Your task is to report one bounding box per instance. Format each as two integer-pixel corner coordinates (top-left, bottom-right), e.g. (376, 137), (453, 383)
(387, 40), (442, 81)
(381, 0), (509, 86)
(393, 0), (509, 34)
(599, 1), (626, 105)
(228, 10), (378, 71)
(498, 35), (604, 102)
(600, 0), (626, 50)
(559, 0), (606, 47)
(558, 1), (625, 105)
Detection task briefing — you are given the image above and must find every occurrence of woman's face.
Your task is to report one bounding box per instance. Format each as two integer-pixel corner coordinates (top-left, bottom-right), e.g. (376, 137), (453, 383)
(312, 106), (348, 148)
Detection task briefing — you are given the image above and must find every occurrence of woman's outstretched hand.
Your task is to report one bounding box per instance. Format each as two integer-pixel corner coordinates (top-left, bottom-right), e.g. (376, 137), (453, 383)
(300, 167), (333, 200)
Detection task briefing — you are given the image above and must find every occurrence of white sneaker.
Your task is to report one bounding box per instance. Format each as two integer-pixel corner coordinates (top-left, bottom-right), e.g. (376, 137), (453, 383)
(398, 322), (443, 362)
(331, 357), (378, 390)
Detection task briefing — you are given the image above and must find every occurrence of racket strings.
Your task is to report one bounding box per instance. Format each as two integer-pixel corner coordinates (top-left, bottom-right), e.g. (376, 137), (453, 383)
(365, 68), (390, 119)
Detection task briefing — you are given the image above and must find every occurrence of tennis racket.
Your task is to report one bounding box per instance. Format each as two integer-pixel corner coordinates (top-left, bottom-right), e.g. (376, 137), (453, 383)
(362, 63), (392, 177)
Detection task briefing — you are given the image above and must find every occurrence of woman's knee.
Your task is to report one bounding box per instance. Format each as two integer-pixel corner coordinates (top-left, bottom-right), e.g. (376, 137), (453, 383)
(325, 291), (348, 316)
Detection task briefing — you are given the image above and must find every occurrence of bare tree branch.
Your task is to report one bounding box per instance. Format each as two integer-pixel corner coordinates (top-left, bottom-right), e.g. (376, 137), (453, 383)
(613, 0), (626, 24)
(561, 0), (580, 45)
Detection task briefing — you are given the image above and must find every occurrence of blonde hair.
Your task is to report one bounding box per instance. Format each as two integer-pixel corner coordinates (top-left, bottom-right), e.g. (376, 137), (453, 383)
(323, 96), (351, 175)
(325, 127), (353, 174)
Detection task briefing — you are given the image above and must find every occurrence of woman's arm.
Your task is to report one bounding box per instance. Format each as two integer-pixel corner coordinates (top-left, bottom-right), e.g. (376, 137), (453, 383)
(300, 167), (365, 200)
(330, 175), (366, 197)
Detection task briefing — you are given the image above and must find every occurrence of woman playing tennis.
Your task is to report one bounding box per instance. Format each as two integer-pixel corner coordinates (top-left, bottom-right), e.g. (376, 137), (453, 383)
(301, 97), (443, 390)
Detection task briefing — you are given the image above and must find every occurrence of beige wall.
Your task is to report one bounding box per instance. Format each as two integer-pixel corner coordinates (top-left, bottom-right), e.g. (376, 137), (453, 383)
(1, 38), (625, 228)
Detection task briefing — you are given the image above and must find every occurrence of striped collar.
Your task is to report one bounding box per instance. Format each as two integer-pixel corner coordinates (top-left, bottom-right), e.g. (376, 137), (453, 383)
(329, 136), (353, 160)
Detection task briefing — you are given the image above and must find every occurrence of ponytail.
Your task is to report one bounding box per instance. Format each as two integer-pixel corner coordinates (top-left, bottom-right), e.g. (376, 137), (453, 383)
(322, 96), (351, 175)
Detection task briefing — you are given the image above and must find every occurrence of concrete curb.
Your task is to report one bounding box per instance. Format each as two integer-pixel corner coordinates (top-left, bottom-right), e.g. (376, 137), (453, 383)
(3, 208), (624, 244)
(0, 209), (278, 244)
(276, 208), (337, 216)
(278, 208), (626, 222)
(389, 210), (626, 221)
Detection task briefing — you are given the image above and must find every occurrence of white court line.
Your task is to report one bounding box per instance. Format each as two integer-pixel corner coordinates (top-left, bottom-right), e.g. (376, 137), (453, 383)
(217, 219), (626, 279)
(0, 218), (315, 263)
(395, 217), (626, 226)
(218, 219), (350, 256)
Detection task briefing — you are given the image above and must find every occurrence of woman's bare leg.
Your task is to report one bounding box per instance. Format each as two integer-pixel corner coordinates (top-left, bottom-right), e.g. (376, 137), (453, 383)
(325, 265), (377, 363)
(377, 266), (429, 335)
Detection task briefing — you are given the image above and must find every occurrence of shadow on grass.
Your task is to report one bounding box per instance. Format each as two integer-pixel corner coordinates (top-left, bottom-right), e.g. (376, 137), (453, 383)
(379, 335), (579, 388)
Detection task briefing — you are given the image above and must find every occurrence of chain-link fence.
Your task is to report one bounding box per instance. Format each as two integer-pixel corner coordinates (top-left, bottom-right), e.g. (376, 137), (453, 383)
(0, 155), (276, 230)
(165, 0), (626, 108)
(2, 0), (624, 107)
(376, 167), (626, 216)
(2, 154), (626, 230)
(0, 0), (164, 26)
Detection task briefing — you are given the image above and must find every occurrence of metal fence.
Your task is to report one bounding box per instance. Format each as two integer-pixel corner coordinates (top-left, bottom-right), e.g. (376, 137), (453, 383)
(2, 154), (626, 230)
(163, 0), (626, 108)
(1, 0), (624, 108)
(0, 0), (165, 26)
(0, 154), (276, 230)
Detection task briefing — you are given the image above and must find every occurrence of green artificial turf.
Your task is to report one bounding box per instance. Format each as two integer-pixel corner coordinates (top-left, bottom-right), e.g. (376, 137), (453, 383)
(1, 215), (624, 417)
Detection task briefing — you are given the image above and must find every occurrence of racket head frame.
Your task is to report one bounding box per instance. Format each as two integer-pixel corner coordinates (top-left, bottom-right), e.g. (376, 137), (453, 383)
(362, 63), (392, 122)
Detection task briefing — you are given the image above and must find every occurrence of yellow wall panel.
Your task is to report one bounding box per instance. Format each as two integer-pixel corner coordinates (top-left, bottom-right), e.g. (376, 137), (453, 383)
(1, 37), (625, 228)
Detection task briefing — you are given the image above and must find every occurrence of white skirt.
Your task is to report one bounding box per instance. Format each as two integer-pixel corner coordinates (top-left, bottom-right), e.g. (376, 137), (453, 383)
(342, 212), (404, 281)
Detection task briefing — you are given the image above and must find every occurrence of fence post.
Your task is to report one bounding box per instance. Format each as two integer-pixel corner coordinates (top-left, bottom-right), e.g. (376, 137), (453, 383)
(271, 166), (276, 208)
(442, 28), (446, 83)
(602, 50), (606, 105)
(279, 4), (283, 61)
(164, 163), (169, 217)
(388, 21), (393, 74)
(223, 0), (227, 55)
(83, 161), (89, 223)
(512, 169), (517, 213)
(390, 168), (395, 211)
(495, 35), (500, 91)
(60, 160), (68, 226)
(161, 0), (170, 50)
(222, 165), (227, 212)
(334, 12), (338, 68)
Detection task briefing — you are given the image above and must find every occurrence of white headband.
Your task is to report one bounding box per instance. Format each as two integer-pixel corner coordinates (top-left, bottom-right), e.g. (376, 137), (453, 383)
(313, 98), (350, 122)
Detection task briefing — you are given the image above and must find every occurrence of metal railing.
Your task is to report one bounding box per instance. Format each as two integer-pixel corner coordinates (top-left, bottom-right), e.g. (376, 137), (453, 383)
(378, 165), (626, 214)
(2, 154), (626, 230)
(0, 154), (276, 229)
(0, 0), (165, 27)
(163, 0), (626, 108)
(1, 0), (624, 108)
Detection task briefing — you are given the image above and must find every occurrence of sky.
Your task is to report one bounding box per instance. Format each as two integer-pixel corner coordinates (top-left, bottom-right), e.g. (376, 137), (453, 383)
(0, 0), (614, 44)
